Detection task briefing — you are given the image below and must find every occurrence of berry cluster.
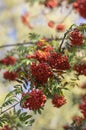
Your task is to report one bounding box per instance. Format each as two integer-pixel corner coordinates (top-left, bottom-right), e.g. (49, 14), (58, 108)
(37, 40), (54, 52)
(44, 45), (54, 52)
(27, 41), (54, 63)
(0, 56), (16, 65)
(48, 52), (70, 70)
(73, 115), (83, 126)
(0, 125), (11, 130)
(35, 50), (50, 62)
(79, 99), (86, 119)
(45, 0), (58, 8)
(63, 115), (85, 130)
(34, 43), (54, 62)
(52, 94), (66, 108)
(0, 27), (85, 128)
(74, 63), (86, 76)
(70, 29), (83, 46)
(31, 63), (53, 84)
(3, 71), (18, 81)
(22, 89), (46, 110)
(75, 0), (86, 18)
(37, 40), (46, 49)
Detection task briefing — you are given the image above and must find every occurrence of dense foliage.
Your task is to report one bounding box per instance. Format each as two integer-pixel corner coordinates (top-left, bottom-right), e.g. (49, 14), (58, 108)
(0, 23), (86, 129)
(0, 0), (86, 130)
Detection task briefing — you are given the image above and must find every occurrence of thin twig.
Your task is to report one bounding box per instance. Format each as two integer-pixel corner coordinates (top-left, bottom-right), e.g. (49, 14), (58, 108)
(59, 30), (69, 52)
(0, 38), (63, 49)
(11, 126), (19, 130)
(0, 102), (19, 116)
(60, 7), (73, 24)
(0, 42), (33, 49)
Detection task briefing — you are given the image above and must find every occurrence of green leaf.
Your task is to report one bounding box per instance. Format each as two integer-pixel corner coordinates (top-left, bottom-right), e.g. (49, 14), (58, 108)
(4, 91), (14, 100)
(22, 83), (27, 89)
(57, 87), (62, 95)
(62, 87), (69, 91)
(29, 33), (40, 41)
(19, 112), (32, 123)
(38, 109), (42, 114)
(16, 79), (24, 84)
(17, 109), (22, 116)
(0, 116), (9, 127)
(20, 77), (28, 86)
(20, 94), (30, 107)
(2, 98), (17, 107)
(16, 78), (28, 90)
(29, 119), (35, 125)
(22, 115), (32, 122)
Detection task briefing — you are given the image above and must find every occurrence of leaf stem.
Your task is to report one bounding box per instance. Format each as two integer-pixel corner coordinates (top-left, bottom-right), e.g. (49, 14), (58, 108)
(0, 42), (32, 49)
(11, 126), (19, 130)
(0, 102), (19, 116)
(59, 30), (70, 52)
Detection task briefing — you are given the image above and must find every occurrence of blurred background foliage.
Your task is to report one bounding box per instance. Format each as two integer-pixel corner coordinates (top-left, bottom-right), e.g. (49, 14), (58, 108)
(0, 0), (86, 130)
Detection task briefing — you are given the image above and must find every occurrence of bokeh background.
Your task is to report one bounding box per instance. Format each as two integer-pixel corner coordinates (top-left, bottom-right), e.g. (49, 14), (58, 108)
(0, 0), (86, 130)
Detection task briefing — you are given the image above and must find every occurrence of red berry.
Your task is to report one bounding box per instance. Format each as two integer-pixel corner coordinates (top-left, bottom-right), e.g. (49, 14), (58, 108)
(21, 15), (29, 25)
(56, 24), (65, 31)
(73, 2), (79, 9)
(48, 21), (55, 28)
(45, 0), (58, 8)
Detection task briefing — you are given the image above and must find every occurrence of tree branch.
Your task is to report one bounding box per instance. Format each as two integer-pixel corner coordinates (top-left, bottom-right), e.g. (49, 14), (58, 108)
(0, 102), (19, 116)
(0, 42), (33, 49)
(0, 38), (63, 49)
(60, 7), (73, 24)
(59, 30), (69, 52)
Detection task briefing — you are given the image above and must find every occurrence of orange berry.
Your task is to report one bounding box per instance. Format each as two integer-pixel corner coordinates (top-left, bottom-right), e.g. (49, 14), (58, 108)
(48, 21), (55, 28)
(56, 24), (65, 31)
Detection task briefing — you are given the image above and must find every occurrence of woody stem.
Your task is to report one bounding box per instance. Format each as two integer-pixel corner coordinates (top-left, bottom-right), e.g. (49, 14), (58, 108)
(59, 30), (70, 52)
(0, 102), (19, 116)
